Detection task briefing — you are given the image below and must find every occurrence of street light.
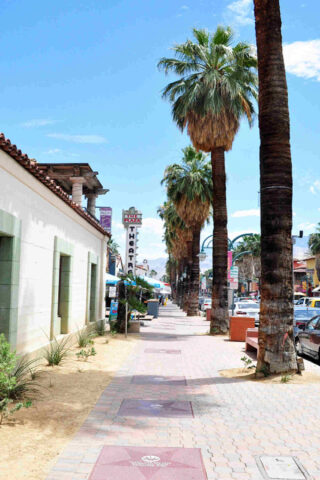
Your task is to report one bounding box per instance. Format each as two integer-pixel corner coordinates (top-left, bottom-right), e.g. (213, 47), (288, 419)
(198, 252), (207, 262)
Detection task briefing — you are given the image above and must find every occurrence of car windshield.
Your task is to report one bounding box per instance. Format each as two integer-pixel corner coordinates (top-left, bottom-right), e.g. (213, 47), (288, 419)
(236, 303), (259, 310)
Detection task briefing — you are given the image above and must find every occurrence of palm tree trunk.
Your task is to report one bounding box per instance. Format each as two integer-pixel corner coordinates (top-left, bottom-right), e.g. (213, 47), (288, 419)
(177, 259), (184, 307)
(172, 261), (177, 301)
(254, 0), (297, 373)
(210, 147), (229, 333)
(187, 226), (201, 316)
(183, 240), (193, 312)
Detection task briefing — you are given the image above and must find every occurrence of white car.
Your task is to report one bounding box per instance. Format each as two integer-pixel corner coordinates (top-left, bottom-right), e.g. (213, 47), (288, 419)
(202, 298), (212, 311)
(232, 302), (260, 326)
(295, 297), (310, 307)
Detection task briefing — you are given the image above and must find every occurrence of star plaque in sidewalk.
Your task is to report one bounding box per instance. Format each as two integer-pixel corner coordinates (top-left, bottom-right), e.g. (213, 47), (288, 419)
(89, 446), (207, 480)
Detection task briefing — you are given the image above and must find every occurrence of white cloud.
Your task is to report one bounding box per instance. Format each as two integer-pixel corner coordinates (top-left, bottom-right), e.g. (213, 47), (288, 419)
(43, 148), (61, 155)
(142, 217), (164, 236)
(283, 40), (320, 81)
(231, 209), (260, 218)
(47, 133), (107, 144)
(298, 222), (316, 231)
(226, 0), (253, 26)
(181, 5), (189, 9)
(21, 119), (57, 128)
(309, 179), (320, 194)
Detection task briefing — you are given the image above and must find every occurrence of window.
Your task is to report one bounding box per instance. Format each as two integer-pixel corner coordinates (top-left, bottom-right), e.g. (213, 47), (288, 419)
(51, 237), (73, 339)
(307, 317), (319, 330)
(86, 252), (99, 324)
(89, 263), (97, 322)
(0, 210), (21, 348)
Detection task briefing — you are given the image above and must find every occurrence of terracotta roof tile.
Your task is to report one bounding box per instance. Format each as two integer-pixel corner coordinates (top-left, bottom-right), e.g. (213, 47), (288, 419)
(0, 133), (109, 236)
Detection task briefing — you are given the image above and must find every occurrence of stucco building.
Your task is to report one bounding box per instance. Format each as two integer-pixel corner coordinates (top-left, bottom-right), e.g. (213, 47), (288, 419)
(0, 133), (109, 354)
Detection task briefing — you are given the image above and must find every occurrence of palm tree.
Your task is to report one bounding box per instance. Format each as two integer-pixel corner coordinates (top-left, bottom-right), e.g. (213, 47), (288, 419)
(309, 223), (320, 282)
(150, 269), (158, 278)
(162, 146), (212, 316)
(254, 0), (297, 373)
(158, 200), (192, 309)
(158, 27), (258, 332)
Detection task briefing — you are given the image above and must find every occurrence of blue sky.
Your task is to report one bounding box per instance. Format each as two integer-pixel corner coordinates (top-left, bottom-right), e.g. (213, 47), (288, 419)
(1, 0), (319, 262)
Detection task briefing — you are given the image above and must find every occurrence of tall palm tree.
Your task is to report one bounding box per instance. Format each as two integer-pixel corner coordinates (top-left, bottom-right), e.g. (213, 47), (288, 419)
(158, 27), (258, 332)
(254, 0), (297, 373)
(162, 146), (212, 316)
(309, 223), (320, 282)
(158, 201), (191, 308)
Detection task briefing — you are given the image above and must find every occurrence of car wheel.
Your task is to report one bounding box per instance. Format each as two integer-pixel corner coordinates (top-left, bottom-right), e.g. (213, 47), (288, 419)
(295, 338), (303, 356)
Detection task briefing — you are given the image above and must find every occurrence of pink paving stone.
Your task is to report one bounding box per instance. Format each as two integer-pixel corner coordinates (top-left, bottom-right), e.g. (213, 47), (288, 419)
(131, 375), (187, 386)
(144, 349), (181, 354)
(88, 446), (207, 480)
(117, 399), (193, 418)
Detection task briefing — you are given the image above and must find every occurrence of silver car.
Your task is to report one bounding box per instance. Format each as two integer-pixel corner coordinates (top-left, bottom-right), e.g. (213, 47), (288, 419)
(232, 302), (260, 326)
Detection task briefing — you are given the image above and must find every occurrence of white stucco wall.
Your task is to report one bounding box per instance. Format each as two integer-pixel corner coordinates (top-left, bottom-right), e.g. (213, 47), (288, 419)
(0, 150), (107, 353)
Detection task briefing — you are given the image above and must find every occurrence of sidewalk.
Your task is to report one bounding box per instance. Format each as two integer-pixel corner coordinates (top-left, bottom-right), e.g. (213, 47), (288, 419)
(46, 303), (320, 480)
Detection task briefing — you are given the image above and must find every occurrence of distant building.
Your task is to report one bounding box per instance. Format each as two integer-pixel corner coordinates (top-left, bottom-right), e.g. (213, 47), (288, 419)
(304, 256), (319, 287)
(0, 133), (109, 354)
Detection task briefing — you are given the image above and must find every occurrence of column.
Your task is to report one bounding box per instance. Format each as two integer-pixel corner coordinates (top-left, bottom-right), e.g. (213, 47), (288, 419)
(86, 193), (98, 217)
(70, 177), (85, 205)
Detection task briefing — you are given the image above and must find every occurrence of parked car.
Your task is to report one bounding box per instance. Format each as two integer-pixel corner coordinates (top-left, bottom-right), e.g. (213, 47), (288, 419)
(296, 315), (320, 362)
(231, 302), (260, 326)
(295, 297), (311, 307)
(202, 298), (212, 311)
(293, 307), (320, 336)
(308, 297), (320, 308)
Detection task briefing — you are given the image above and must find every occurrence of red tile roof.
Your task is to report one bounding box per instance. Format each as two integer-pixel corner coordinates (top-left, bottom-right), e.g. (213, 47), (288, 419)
(0, 133), (109, 236)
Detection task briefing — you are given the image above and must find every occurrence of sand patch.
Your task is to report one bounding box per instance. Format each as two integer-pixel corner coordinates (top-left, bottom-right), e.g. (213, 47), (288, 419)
(219, 367), (320, 384)
(0, 334), (138, 480)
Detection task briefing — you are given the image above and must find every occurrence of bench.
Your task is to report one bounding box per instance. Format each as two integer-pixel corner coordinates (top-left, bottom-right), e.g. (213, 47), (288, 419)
(245, 328), (259, 354)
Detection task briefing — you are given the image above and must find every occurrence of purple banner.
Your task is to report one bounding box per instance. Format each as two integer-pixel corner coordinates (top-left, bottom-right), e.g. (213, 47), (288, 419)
(100, 207), (112, 233)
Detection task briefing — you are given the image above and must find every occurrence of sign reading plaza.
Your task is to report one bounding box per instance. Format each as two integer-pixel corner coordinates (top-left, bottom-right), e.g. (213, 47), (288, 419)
(122, 207), (142, 275)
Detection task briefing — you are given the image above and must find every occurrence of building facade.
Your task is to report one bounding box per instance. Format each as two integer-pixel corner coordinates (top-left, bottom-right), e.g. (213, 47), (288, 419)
(0, 134), (109, 354)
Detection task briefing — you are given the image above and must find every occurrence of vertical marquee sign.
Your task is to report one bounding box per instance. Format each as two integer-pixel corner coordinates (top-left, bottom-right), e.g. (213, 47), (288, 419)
(122, 207), (142, 275)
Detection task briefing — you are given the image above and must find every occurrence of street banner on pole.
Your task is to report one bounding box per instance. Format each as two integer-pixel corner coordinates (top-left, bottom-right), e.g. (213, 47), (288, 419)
(229, 266), (239, 290)
(100, 207), (112, 234)
(227, 251), (232, 279)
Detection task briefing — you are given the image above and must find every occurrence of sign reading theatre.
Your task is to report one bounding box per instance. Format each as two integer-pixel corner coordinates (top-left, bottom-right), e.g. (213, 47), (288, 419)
(122, 207), (142, 275)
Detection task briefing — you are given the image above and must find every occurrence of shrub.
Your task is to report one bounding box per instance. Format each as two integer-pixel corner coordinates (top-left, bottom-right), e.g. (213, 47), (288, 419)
(94, 320), (106, 336)
(0, 334), (33, 425)
(9, 357), (42, 400)
(0, 334), (17, 400)
(0, 398), (32, 425)
(76, 347), (97, 361)
(76, 328), (94, 348)
(43, 335), (71, 366)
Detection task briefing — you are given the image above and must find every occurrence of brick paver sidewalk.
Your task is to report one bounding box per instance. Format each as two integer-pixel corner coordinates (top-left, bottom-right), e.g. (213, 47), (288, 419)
(47, 303), (320, 480)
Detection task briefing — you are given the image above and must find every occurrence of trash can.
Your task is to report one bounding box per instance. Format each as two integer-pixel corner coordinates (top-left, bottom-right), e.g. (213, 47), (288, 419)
(147, 299), (160, 318)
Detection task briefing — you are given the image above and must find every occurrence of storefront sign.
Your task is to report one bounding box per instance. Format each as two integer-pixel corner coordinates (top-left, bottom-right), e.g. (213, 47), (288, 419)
(100, 207), (112, 233)
(109, 286), (117, 298)
(125, 225), (137, 275)
(122, 207), (142, 275)
(122, 207), (142, 225)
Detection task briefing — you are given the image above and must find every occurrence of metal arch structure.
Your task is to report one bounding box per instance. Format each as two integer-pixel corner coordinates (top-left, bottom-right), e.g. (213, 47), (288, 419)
(200, 232), (258, 255)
